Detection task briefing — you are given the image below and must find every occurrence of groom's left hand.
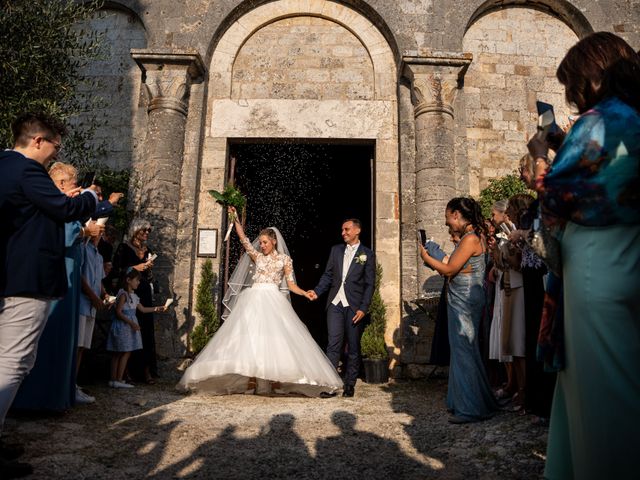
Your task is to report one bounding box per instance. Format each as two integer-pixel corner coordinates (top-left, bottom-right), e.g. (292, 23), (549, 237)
(352, 310), (365, 324)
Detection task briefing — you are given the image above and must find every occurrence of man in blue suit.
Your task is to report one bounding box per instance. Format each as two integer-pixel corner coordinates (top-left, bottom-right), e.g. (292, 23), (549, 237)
(0, 113), (98, 477)
(311, 219), (375, 397)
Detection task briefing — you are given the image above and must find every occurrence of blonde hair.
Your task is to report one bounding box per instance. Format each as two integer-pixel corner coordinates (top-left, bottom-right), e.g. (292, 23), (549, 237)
(48, 162), (77, 184)
(519, 153), (535, 182)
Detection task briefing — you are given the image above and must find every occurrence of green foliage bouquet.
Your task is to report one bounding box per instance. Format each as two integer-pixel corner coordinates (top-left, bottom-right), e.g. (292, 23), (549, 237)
(209, 184), (247, 241)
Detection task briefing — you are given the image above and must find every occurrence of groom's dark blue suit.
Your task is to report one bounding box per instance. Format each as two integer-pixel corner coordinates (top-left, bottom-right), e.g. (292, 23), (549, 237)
(314, 243), (375, 388)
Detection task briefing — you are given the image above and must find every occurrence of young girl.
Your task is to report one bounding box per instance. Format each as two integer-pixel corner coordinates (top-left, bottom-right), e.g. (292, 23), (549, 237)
(106, 268), (166, 388)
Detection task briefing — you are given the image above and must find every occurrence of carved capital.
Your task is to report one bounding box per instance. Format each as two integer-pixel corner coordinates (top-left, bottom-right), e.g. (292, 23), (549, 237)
(131, 50), (205, 116)
(402, 52), (472, 119)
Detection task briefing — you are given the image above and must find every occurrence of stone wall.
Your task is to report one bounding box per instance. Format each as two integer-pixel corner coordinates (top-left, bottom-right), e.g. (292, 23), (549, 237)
(462, 8), (579, 195)
(231, 16), (374, 101)
(75, 8), (147, 170)
(75, 0), (640, 371)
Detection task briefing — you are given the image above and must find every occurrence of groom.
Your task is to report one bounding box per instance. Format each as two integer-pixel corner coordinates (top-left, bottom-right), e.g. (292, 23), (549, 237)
(309, 219), (375, 397)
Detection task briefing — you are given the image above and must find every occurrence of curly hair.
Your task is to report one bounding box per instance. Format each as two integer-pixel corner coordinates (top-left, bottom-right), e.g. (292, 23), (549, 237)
(446, 197), (486, 237)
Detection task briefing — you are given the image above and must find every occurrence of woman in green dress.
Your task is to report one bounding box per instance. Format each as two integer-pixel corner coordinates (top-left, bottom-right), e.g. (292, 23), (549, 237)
(528, 32), (640, 480)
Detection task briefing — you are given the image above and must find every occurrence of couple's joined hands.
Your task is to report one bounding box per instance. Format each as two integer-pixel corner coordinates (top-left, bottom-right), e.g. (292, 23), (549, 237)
(305, 290), (318, 301)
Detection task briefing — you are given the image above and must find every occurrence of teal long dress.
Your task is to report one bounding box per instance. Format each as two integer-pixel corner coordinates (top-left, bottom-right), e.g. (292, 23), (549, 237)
(12, 222), (82, 411)
(446, 235), (497, 421)
(542, 97), (640, 479)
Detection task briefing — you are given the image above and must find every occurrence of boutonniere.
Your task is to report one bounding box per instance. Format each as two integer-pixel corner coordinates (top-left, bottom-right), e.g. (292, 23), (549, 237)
(355, 253), (367, 265)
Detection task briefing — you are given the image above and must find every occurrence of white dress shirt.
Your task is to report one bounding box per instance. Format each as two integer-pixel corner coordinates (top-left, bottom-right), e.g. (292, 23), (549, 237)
(331, 242), (360, 307)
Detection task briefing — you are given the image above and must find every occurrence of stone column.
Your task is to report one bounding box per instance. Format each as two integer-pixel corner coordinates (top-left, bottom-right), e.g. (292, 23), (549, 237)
(130, 50), (204, 308)
(403, 53), (472, 294)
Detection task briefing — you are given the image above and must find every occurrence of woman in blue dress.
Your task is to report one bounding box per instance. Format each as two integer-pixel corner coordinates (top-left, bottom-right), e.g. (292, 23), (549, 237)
(420, 197), (497, 423)
(528, 32), (640, 480)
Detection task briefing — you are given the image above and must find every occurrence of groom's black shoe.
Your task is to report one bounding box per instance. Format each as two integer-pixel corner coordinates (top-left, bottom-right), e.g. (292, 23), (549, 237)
(342, 385), (355, 397)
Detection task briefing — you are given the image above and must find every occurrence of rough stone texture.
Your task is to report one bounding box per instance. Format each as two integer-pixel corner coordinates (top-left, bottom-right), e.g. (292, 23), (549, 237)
(462, 8), (579, 195)
(77, 0), (640, 371)
(232, 16), (374, 100)
(4, 371), (549, 479)
(74, 8), (147, 170)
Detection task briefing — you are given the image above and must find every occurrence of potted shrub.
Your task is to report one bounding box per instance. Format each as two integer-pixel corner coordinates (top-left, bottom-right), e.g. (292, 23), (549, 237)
(361, 262), (389, 383)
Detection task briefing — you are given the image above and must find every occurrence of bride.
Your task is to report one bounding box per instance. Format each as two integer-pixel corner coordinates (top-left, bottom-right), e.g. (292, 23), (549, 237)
(177, 207), (342, 396)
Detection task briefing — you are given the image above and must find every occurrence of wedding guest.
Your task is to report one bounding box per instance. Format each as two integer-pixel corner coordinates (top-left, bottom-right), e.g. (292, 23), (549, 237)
(420, 197), (497, 423)
(0, 113), (97, 478)
(12, 163), (103, 412)
(107, 269), (167, 388)
(528, 32), (640, 479)
(512, 155), (556, 423)
(112, 219), (157, 383)
(487, 200), (516, 398)
(76, 231), (109, 404)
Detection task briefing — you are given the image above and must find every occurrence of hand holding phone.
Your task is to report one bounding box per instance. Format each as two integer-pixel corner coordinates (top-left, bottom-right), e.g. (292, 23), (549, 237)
(535, 101), (561, 140)
(79, 171), (96, 189)
(417, 229), (427, 246)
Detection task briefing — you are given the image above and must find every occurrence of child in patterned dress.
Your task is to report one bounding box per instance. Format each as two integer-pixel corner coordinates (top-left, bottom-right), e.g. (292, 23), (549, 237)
(106, 268), (167, 388)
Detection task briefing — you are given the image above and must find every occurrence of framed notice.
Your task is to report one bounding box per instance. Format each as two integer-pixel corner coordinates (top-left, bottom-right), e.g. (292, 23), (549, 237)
(197, 228), (218, 257)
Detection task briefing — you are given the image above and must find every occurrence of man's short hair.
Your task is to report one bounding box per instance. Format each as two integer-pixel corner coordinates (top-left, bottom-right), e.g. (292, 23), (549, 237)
(11, 112), (67, 147)
(342, 218), (362, 229)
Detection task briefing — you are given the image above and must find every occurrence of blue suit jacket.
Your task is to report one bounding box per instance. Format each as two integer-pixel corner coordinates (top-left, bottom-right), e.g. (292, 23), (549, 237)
(314, 244), (376, 313)
(0, 150), (97, 298)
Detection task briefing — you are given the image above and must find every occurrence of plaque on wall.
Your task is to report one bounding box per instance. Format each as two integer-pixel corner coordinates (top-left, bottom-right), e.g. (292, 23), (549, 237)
(197, 228), (218, 257)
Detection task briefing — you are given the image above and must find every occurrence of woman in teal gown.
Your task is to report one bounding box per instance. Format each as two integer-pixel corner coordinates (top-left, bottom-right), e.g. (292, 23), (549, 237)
(528, 32), (640, 480)
(420, 197), (497, 423)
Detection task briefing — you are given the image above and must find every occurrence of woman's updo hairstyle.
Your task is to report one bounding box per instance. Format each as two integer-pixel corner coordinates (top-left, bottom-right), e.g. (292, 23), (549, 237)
(259, 228), (277, 247)
(446, 197), (487, 237)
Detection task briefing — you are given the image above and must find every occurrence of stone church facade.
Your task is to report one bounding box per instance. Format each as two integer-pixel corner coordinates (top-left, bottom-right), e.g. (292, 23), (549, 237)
(80, 0), (639, 376)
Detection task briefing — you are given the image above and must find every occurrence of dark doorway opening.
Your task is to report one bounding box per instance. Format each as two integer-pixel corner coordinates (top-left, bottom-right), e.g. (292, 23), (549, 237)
(226, 140), (374, 347)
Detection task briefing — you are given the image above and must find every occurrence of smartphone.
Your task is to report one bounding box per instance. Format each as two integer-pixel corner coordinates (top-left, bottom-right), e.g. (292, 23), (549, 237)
(536, 101), (562, 139)
(417, 229), (427, 246)
(79, 171), (96, 189)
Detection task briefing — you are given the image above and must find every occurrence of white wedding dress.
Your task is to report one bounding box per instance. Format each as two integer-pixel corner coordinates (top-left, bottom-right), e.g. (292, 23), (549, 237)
(177, 234), (342, 397)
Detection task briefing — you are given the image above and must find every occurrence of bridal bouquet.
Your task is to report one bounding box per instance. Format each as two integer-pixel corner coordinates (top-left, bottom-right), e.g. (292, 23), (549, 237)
(209, 185), (247, 241)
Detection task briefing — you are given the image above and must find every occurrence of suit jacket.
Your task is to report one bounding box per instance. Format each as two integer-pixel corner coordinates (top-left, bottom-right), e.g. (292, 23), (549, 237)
(0, 150), (97, 298)
(314, 243), (376, 313)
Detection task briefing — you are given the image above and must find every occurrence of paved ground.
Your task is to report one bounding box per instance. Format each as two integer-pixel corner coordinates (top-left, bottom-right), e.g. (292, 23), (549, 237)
(5, 367), (548, 479)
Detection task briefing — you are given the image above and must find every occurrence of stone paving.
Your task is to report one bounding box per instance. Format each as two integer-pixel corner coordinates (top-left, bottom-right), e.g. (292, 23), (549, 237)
(5, 370), (548, 479)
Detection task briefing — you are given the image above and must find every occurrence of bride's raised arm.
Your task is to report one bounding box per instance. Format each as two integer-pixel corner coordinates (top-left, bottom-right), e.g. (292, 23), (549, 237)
(228, 206), (258, 262)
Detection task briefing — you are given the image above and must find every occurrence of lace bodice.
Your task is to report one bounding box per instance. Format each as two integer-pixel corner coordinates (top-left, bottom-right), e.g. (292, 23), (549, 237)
(241, 237), (295, 285)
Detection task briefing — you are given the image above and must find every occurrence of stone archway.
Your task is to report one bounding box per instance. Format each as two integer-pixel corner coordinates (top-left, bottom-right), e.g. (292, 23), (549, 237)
(195, 0), (401, 364)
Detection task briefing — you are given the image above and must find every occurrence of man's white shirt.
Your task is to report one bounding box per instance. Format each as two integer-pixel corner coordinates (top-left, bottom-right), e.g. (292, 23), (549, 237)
(331, 242), (360, 307)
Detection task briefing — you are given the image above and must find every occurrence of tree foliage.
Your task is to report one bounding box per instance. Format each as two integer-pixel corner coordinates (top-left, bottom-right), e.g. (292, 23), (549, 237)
(190, 260), (220, 355)
(478, 173), (532, 218)
(361, 263), (388, 360)
(0, 0), (106, 168)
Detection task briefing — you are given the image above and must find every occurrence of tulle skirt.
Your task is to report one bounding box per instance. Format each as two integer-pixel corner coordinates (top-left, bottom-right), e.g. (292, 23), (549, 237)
(177, 283), (342, 397)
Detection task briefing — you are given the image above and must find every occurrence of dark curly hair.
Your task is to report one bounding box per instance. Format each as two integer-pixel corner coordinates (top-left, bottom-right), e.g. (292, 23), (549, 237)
(446, 197), (486, 237)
